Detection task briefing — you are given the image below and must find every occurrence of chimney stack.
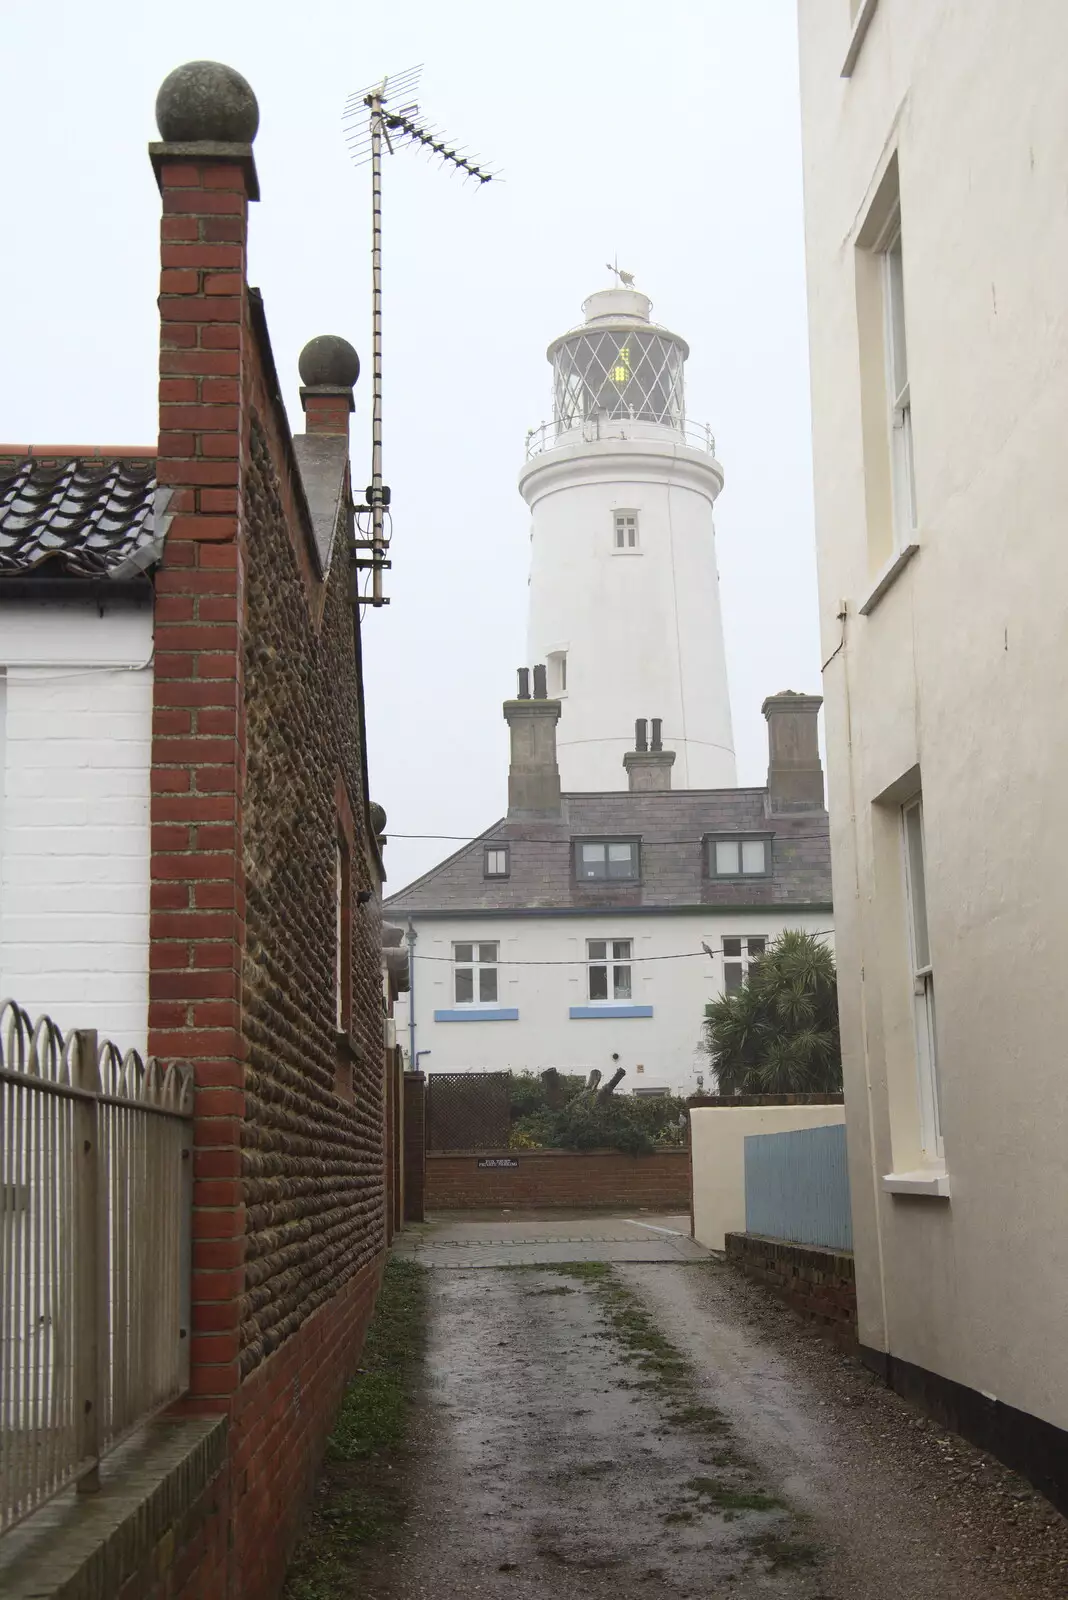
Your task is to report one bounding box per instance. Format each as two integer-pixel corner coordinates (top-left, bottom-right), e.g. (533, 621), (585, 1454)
(623, 716), (676, 792)
(503, 664), (562, 815)
(762, 691), (824, 811)
(298, 334), (360, 438)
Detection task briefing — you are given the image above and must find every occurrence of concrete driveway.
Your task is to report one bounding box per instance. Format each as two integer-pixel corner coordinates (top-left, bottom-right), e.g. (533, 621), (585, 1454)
(392, 1209), (709, 1267)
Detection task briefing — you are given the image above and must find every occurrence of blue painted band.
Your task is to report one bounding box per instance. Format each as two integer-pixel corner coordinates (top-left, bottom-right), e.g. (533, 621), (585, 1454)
(568, 1005), (654, 1020)
(433, 1007), (519, 1023)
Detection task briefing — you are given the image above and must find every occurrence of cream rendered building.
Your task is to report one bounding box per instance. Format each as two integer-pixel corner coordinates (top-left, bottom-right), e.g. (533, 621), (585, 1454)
(797, 0), (1068, 1502)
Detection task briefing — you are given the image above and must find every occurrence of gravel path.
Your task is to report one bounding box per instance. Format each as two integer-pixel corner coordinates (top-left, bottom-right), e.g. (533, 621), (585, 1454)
(345, 1249), (1068, 1599)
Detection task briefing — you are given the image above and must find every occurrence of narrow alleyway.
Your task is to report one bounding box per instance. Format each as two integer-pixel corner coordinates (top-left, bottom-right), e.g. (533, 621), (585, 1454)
(317, 1215), (1068, 1599)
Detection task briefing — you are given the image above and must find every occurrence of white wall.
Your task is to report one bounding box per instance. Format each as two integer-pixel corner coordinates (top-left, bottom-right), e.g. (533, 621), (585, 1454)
(522, 425), (736, 792)
(798, 0), (1068, 1431)
(690, 1102), (845, 1251)
(396, 908), (832, 1097)
(0, 601), (153, 1053)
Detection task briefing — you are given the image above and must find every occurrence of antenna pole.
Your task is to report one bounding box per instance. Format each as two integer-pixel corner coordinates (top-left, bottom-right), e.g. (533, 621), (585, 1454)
(370, 88), (386, 606)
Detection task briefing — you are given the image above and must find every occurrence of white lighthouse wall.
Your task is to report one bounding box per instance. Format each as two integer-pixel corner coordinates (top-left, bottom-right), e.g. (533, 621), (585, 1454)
(524, 441), (736, 792)
(396, 908), (833, 1098)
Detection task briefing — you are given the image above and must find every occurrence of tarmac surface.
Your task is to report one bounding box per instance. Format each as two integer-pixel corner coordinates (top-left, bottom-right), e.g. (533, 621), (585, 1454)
(348, 1211), (1068, 1599)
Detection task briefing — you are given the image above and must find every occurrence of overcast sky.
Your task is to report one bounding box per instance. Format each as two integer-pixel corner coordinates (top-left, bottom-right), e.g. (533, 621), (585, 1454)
(0, 0), (819, 893)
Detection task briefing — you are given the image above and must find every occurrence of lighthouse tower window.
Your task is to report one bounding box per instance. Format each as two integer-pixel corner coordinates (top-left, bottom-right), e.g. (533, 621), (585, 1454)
(614, 511), (639, 551)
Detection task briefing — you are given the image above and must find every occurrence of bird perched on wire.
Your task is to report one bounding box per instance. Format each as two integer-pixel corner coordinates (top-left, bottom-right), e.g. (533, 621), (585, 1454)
(606, 262), (636, 288)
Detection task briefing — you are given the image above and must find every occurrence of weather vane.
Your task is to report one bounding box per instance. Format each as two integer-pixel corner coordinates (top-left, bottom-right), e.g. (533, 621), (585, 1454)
(606, 255), (636, 289)
(343, 66), (497, 608)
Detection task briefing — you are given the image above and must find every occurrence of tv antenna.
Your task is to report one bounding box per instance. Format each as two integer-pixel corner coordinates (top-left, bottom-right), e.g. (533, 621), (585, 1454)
(343, 66), (497, 607)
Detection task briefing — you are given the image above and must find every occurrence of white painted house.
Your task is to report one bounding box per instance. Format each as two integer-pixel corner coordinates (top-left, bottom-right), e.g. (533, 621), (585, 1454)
(0, 451), (161, 1052)
(389, 282), (832, 1094)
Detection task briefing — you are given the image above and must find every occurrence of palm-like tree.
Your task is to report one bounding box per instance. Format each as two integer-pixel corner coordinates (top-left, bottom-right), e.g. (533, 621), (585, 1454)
(702, 929), (842, 1095)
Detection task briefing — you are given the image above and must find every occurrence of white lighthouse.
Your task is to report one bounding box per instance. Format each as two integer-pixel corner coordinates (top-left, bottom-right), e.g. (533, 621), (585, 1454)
(520, 285), (736, 791)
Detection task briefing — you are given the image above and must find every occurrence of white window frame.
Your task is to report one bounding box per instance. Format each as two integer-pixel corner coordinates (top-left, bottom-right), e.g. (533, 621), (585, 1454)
(902, 796), (942, 1159)
(707, 835), (771, 879)
(879, 211), (917, 549)
(587, 939), (633, 1002)
(613, 510), (640, 553)
(453, 941), (500, 1006)
(483, 847), (509, 879)
(721, 934), (767, 995)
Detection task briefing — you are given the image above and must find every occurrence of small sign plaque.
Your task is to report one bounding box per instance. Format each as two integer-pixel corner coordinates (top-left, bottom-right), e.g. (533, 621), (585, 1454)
(477, 1156), (519, 1169)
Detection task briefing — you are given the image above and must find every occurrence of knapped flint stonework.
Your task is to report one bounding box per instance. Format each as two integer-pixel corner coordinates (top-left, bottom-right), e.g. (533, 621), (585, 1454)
(240, 414), (383, 1376)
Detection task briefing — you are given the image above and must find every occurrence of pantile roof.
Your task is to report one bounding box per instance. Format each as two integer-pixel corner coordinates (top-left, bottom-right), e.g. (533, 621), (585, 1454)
(385, 788), (833, 918)
(0, 452), (158, 580)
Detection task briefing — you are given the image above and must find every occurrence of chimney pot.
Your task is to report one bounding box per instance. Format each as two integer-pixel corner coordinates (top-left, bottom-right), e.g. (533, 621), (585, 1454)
(635, 718), (648, 752)
(517, 667), (531, 700)
(532, 663), (548, 699)
(651, 717), (663, 752)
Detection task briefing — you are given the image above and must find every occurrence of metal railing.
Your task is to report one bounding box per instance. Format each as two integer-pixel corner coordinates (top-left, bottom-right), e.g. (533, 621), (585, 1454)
(743, 1122), (853, 1253)
(524, 416), (717, 461)
(0, 1000), (193, 1536)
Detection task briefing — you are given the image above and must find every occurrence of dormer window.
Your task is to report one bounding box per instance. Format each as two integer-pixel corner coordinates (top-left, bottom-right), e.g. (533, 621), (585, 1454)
(576, 839), (640, 882)
(707, 835), (772, 878)
(484, 846), (510, 879)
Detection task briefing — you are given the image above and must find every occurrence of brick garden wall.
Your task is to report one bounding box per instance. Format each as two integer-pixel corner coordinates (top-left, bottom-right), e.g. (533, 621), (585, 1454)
(724, 1231), (857, 1346)
(427, 1147), (691, 1211)
(145, 125), (387, 1599)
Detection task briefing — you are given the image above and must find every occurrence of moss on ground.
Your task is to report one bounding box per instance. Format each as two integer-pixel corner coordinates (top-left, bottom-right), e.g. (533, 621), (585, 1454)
(282, 1258), (427, 1600)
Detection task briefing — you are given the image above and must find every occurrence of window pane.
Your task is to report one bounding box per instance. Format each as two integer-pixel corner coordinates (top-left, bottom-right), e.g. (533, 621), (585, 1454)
(724, 963), (744, 994)
(612, 940), (631, 960)
(747, 937), (767, 956)
(580, 843), (606, 878)
(615, 524), (624, 548)
(478, 943), (498, 965)
(904, 802), (930, 969)
(886, 234), (909, 397)
(607, 843), (636, 879)
(479, 968), (498, 1003)
(454, 943), (473, 964)
(715, 840), (740, 875)
(723, 937), (741, 958)
(455, 968), (473, 1003)
(741, 839), (767, 874)
(589, 965), (608, 1000)
(613, 965), (632, 999)
(588, 940), (607, 961)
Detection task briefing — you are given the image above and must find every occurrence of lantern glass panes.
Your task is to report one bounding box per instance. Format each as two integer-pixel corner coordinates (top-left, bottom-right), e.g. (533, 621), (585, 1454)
(552, 329), (686, 432)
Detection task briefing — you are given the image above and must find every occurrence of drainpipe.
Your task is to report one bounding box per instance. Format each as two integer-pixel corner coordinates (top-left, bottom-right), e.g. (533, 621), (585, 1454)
(406, 920), (417, 1071)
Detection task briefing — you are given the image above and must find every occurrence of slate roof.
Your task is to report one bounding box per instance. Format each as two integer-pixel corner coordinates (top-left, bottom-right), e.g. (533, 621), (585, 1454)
(0, 453), (159, 580)
(384, 788), (833, 917)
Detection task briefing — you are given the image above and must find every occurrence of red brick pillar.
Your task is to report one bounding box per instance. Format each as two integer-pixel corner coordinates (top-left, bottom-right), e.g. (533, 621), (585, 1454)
(147, 73), (260, 1411)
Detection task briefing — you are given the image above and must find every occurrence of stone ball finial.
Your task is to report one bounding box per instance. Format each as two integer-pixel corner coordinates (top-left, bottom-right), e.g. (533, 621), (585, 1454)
(369, 802), (387, 836)
(298, 335), (361, 390)
(155, 61), (259, 144)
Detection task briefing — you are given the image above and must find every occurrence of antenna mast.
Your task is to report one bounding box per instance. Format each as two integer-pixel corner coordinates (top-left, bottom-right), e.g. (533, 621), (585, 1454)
(344, 67), (496, 608)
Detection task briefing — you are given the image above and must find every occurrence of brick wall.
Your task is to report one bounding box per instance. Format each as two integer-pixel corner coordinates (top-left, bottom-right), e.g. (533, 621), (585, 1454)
(724, 1231), (857, 1346)
(145, 120), (387, 1599)
(427, 1147), (691, 1211)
